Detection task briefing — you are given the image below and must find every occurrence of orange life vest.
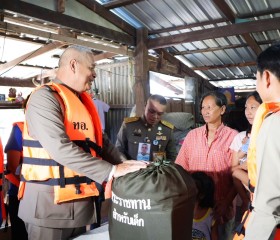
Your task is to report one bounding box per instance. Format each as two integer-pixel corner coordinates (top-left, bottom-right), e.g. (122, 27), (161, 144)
(234, 103), (280, 239)
(19, 82), (103, 204)
(4, 122), (24, 187)
(234, 208), (280, 240)
(0, 137), (6, 222)
(247, 103), (280, 188)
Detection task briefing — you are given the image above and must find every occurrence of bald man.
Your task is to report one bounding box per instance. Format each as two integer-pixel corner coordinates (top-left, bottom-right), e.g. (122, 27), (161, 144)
(18, 46), (146, 240)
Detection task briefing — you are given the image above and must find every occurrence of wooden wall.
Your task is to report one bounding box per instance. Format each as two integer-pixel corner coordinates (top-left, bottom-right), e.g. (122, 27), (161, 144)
(94, 61), (135, 106)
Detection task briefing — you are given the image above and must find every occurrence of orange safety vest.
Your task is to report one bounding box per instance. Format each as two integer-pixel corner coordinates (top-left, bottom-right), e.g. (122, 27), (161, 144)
(4, 122), (24, 187)
(18, 82), (103, 204)
(234, 103), (280, 240)
(0, 137), (6, 223)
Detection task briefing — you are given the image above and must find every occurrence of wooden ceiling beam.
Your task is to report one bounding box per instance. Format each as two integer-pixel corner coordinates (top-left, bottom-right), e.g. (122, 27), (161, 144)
(152, 49), (216, 90)
(191, 61), (256, 71)
(0, 32), (49, 45)
(149, 55), (179, 73)
(0, 41), (65, 74)
(0, 21), (133, 56)
(0, 77), (36, 87)
(173, 39), (275, 55)
(209, 76), (255, 81)
(237, 7), (280, 19)
(103, 0), (145, 9)
(241, 32), (262, 55)
(148, 17), (280, 49)
(1, 0), (134, 46)
(212, 0), (262, 56)
(154, 49), (205, 80)
(212, 0), (235, 22)
(4, 16), (58, 34)
(76, 0), (136, 37)
(149, 18), (228, 35)
(94, 52), (117, 61)
(0, 61), (53, 70)
(174, 44), (248, 55)
(149, 60), (185, 79)
(57, 0), (65, 13)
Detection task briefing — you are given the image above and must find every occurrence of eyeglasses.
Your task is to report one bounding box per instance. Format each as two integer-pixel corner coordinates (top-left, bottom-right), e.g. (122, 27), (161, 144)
(148, 108), (164, 117)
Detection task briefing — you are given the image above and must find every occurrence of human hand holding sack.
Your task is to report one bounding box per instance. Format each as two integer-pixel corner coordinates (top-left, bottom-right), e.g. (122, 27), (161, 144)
(105, 160), (147, 199)
(114, 160), (148, 178)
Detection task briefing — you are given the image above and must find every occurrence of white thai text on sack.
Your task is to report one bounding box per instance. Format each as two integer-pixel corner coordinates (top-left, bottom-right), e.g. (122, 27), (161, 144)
(112, 192), (151, 210)
(112, 191), (152, 227)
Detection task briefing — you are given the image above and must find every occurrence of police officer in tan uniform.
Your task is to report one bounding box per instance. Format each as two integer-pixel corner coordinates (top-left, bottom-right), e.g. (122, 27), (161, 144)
(17, 46), (147, 240)
(116, 95), (177, 162)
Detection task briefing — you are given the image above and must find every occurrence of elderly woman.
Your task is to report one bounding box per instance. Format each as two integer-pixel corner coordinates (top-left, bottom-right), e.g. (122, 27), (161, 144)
(176, 91), (238, 240)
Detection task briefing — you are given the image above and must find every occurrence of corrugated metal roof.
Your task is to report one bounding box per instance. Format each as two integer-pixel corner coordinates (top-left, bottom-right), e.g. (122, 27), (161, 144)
(98, 0), (280, 93)
(1, 0), (280, 97)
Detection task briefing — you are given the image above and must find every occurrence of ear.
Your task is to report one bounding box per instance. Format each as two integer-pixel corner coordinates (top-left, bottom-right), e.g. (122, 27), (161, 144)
(263, 70), (271, 88)
(144, 100), (148, 110)
(220, 105), (226, 115)
(69, 59), (77, 73)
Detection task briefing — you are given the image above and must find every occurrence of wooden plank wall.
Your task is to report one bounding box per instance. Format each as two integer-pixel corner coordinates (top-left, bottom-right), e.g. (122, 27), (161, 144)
(94, 61), (135, 105)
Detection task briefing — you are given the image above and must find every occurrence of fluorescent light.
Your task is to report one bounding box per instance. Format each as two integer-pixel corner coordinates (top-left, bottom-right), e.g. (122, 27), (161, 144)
(235, 88), (256, 92)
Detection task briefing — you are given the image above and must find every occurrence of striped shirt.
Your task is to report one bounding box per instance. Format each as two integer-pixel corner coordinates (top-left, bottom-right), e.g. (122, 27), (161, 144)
(176, 124), (238, 203)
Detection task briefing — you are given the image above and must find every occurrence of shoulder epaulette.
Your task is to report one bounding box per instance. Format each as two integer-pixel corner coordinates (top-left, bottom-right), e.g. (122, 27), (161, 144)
(124, 117), (140, 124)
(160, 120), (174, 129)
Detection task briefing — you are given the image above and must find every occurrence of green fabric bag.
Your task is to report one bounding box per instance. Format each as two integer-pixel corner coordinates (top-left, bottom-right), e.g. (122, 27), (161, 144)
(109, 161), (197, 240)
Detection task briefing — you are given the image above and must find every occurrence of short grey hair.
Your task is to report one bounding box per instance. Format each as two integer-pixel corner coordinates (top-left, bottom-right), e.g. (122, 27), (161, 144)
(58, 45), (93, 67)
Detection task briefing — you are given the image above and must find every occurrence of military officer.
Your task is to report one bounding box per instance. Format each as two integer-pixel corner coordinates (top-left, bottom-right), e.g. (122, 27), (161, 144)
(116, 94), (177, 162)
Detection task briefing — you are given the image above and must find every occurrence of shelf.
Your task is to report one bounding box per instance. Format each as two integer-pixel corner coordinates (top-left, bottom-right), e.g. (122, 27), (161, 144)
(0, 101), (23, 109)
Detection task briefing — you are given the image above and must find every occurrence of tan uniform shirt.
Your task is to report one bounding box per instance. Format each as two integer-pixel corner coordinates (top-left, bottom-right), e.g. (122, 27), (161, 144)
(18, 80), (121, 228)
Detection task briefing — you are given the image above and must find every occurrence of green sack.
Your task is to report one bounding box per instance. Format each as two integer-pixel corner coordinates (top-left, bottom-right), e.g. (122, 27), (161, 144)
(109, 161), (197, 240)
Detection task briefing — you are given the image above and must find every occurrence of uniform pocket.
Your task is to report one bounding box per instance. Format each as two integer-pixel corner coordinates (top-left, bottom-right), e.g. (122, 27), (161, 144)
(35, 191), (74, 220)
(127, 137), (141, 158)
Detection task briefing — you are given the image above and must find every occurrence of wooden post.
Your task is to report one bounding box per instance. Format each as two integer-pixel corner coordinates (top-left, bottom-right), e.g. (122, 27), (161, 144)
(134, 27), (149, 116)
(0, 10), (4, 21)
(57, 0), (65, 13)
